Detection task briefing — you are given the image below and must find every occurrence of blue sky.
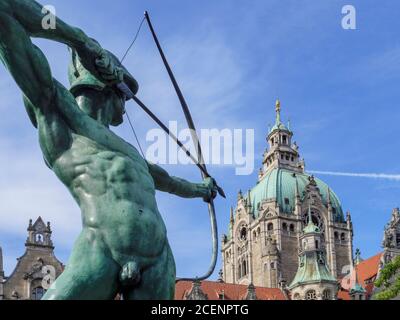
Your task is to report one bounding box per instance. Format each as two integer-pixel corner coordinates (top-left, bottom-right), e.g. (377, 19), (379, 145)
(0, 0), (399, 280)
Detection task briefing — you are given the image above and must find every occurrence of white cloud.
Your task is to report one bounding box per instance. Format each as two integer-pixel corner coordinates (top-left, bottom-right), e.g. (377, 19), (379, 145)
(309, 170), (400, 181)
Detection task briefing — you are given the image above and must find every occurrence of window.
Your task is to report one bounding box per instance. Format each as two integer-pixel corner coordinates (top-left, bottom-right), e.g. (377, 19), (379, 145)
(32, 287), (45, 300)
(305, 290), (317, 300)
(285, 155), (289, 160)
(267, 223), (274, 234)
(284, 198), (290, 205)
(322, 290), (331, 300)
(334, 232), (339, 240)
(35, 233), (43, 243)
(240, 227), (247, 241)
(291, 157), (294, 161)
(341, 233), (346, 241)
(293, 293), (301, 300)
(397, 233), (400, 247)
(242, 260), (248, 276)
(332, 208), (337, 215)
(315, 240), (319, 249)
(282, 223), (288, 231)
(281, 154), (284, 160)
(290, 224), (295, 232)
(270, 262), (276, 270)
(282, 135), (287, 144)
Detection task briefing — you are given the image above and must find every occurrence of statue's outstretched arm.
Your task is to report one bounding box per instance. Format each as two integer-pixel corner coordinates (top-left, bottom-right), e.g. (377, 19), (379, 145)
(147, 161), (217, 201)
(1, 0), (95, 51)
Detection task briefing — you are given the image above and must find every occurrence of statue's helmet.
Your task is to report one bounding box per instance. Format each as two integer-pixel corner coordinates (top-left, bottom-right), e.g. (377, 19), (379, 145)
(68, 48), (139, 99)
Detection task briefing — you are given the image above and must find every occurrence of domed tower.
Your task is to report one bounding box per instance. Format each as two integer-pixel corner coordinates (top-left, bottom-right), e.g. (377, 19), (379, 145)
(222, 101), (353, 288)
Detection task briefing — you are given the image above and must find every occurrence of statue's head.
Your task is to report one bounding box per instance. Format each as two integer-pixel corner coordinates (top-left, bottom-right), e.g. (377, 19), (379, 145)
(68, 48), (138, 126)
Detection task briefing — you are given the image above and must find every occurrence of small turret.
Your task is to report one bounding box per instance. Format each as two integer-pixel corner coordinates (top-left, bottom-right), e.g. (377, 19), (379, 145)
(26, 217), (54, 249)
(349, 267), (366, 300)
(288, 201), (338, 300)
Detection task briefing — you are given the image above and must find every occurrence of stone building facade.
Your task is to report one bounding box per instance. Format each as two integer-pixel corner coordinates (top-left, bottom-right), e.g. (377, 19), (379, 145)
(221, 101), (354, 293)
(380, 208), (400, 269)
(0, 217), (64, 300)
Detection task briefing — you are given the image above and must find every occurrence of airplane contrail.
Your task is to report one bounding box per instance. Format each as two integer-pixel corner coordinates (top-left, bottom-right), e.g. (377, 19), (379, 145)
(308, 170), (400, 181)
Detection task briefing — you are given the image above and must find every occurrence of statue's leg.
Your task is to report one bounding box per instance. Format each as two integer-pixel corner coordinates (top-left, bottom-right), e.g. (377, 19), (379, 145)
(122, 242), (176, 300)
(42, 228), (120, 300)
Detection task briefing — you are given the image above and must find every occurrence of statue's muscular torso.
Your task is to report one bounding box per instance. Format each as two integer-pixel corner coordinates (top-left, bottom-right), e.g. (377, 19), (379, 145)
(35, 81), (168, 268)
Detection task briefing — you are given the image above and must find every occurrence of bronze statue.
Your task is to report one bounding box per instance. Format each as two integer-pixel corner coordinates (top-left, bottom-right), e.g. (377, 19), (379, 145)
(0, 0), (218, 299)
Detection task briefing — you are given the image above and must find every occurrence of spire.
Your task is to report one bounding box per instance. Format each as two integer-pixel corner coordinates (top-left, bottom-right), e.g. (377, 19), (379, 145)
(295, 177), (300, 200)
(246, 190), (252, 209)
(327, 187), (332, 206)
(350, 266), (366, 298)
(354, 248), (363, 265)
(303, 201), (320, 234)
(0, 245), (3, 278)
(275, 99), (281, 124)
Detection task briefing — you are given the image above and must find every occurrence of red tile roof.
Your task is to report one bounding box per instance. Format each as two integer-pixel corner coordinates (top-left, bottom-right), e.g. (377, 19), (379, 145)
(338, 252), (382, 300)
(175, 281), (287, 300)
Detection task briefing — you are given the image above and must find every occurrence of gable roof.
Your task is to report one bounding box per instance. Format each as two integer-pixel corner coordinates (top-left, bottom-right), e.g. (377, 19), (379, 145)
(175, 281), (287, 300)
(338, 252), (382, 300)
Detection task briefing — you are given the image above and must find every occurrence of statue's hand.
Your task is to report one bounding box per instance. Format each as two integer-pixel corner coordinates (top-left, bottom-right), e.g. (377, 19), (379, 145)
(200, 177), (218, 203)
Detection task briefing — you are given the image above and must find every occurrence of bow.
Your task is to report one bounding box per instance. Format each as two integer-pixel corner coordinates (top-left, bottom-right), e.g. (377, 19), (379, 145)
(116, 11), (225, 282)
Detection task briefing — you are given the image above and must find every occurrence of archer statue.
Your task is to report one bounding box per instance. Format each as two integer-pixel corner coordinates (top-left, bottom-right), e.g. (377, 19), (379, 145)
(0, 0), (219, 299)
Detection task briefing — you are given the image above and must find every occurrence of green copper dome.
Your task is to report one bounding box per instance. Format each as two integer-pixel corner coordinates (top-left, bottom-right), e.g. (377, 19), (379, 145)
(288, 251), (337, 289)
(269, 122), (290, 133)
(247, 168), (345, 222)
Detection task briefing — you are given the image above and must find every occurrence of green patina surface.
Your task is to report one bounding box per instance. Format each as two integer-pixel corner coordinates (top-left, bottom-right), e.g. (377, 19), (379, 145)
(247, 168), (344, 221)
(0, 0), (217, 300)
(288, 251), (336, 289)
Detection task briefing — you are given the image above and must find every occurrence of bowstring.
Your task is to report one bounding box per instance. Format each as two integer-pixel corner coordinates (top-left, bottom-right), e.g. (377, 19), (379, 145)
(120, 16), (146, 158)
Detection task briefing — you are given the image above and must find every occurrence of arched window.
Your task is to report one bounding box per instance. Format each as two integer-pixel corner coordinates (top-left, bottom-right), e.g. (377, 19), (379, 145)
(315, 240), (319, 249)
(282, 223), (288, 232)
(32, 286), (45, 300)
(35, 233), (43, 243)
(322, 290), (331, 300)
(305, 290), (317, 300)
(290, 224), (295, 232)
(341, 233), (346, 241)
(267, 223), (274, 231)
(240, 227), (247, 241)
(334, 232), (339, 240)
(270, 262), (276, 270)
(293, 293), (301, 300)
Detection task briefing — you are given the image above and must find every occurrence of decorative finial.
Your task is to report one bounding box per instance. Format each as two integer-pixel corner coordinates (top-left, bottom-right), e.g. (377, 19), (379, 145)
(275, 99), (281, 124)
(218, 269), (224, 282)
(275, 99), (281, 113)
(307, 201), (313, 226)
(230, 207), (234, 224)
(355, 248), (362, 265)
